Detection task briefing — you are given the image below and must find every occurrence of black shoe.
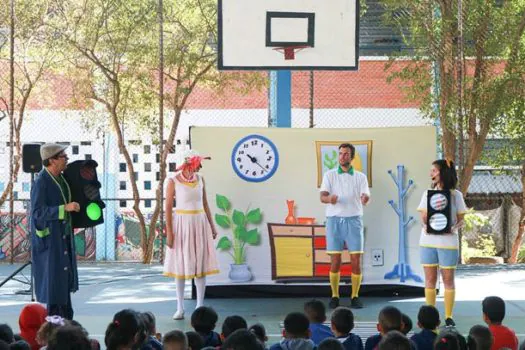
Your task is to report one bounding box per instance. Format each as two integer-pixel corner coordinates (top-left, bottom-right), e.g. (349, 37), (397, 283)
(329, 297), (340, 309)
(351, 297), (364, 309)
(445, 318), (456, 327)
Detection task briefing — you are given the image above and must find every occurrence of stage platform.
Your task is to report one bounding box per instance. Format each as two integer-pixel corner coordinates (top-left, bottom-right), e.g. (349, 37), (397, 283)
(1, 262), (524, 346)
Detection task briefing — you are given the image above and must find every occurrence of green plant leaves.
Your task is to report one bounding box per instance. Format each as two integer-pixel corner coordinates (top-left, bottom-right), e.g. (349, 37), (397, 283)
(234, 226), (247, 240)
(216, 236), (232, 250)
(232, 210), (246, 226)
(216, 194), (231, 211)
(215, 214), (231, 228)
(245, 229), (260, 245)
(246, 208), (262, 224)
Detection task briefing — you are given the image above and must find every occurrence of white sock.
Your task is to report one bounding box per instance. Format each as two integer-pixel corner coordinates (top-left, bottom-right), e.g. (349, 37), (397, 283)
(176, 278), (185, 312)
(195, 277), (206, 308)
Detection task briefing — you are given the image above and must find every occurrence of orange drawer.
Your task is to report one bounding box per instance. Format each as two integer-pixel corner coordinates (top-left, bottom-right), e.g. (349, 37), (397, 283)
(314, 237), (326, 249)
(314, 264), (352, 276)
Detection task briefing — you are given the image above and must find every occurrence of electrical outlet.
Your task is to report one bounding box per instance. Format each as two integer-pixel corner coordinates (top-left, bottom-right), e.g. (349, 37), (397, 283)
(371, 249), (384, 266)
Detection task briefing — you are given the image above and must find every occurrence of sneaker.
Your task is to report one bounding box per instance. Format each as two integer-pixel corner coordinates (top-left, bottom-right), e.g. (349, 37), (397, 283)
(329, 297), (340, 309)
(350, 297), (364, 309)
(445, 318), (456, 327)
(172, 310), (185, 320)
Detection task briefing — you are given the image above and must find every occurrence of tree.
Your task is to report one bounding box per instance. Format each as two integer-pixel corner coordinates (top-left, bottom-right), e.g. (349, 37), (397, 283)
(52, 0), (158, 262)
(0, 0), (63, 207)
(381, 0), (525, 194)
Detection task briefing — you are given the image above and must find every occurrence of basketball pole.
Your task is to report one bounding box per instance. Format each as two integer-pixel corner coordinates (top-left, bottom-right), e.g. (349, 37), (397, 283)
(269, 71), (291, 128)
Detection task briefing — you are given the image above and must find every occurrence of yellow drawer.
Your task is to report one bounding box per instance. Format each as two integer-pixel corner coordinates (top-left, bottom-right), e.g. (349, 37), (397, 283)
(271, 225), (312, 237)
(274, 237), (313, 277)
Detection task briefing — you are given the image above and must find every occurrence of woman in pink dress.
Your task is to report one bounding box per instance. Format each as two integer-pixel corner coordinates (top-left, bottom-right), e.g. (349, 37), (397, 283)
(163, 150), (219, 320)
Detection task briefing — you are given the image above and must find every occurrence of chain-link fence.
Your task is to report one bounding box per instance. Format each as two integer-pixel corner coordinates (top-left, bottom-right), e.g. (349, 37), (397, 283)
(1, 0), (523, 264)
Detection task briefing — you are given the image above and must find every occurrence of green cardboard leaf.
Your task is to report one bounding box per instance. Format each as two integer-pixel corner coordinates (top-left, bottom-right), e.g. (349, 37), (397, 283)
(235, 226), (248, 241)
(246, 208), (262, 224)
(215, 214), (231, 228)
(216, 194), (231, 211)
(216, 236), (232, 250)
(232, 210), (246, 227)
(246, 229), (260, 245)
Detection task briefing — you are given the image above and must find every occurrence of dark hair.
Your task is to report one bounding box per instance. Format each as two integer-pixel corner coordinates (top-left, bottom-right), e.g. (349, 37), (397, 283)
(221, 316), (247, 338)
(378, 306), (403, 333)
(467, 325), (493, 350)
(401, 314), (413, 335)
(37, 319), (68, 346)
(0, 340), (9, 350)
(283, 312), (310, 338)
(331, 307), (354, 334)
(434, 329), (467, 350)
(482, 296), (505, 324)
(378, 330), (411, 350)
(432, 159), (458, 190)
(163, 330), (187, 347)
(221, 329), (263, 350)
(0, 324), (14, 344)
(339, 143), (356, 159)
(248, 323), (267, 343)
(186, 331), (204, 350)
(7, 340), (31, 350)
(141, 312), (156, 335)
(304, 299), (327, 323)
(191, 306), (218, 334)
(418, 305), (440, 330)
(104, 309), (142, 350)
(318, 338), (345, 350)
(43, 159), (51, 167)
(47, 325), (91, 350)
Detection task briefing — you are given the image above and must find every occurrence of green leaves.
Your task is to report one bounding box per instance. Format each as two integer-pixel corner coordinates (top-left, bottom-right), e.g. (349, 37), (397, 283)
(216, 194), (231, 211)
(246, 208), (262, 224)
(232, 210), (246, 226)
(216, 236), (232, 250)
(215, 214), (231, 229)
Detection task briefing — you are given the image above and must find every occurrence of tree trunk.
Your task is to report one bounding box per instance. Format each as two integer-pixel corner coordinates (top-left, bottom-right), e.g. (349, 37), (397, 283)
(508, 161), (525, 264)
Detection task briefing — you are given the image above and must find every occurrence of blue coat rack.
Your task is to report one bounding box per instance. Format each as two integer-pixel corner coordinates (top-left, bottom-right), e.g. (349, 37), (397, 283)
(384, 165), (422, 283)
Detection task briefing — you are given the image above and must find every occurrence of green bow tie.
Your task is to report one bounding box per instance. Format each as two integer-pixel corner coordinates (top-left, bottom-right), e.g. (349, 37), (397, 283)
(337, 166), (354, 175)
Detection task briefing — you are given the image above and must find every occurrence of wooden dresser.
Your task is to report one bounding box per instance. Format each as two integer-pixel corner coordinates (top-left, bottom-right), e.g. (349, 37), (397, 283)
(267, 223), (352, 282)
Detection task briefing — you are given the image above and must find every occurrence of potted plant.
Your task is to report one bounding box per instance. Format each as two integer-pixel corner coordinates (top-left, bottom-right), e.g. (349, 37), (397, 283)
(215, 194), (262, 282)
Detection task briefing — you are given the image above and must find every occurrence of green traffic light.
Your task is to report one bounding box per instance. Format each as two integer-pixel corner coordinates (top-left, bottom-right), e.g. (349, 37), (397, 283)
(86, 203), (102, 221)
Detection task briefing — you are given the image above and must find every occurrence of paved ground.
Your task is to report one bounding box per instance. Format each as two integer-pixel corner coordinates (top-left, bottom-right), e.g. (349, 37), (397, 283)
(1, 262), (524, 348)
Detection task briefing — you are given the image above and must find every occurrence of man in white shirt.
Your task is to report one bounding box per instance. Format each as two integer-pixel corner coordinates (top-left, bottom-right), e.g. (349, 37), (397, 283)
(320, 143), (370, 309)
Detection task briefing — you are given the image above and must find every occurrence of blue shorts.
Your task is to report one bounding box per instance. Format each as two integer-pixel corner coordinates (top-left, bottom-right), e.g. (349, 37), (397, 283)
(326, 216), (363, 254)
(420, 246), (458, 269)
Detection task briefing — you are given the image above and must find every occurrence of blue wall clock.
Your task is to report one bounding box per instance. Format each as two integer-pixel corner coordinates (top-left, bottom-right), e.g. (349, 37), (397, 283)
(231, 134), (279, 182)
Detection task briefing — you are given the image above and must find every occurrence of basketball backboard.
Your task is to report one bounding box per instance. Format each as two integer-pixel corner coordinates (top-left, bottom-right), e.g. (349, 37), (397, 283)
(218, 0), (359, 70)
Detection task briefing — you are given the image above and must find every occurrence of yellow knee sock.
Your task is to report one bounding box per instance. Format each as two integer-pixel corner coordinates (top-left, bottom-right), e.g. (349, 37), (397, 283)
(425, 288), (437, 306)
(444, 289), (455, 319)
(351, 274), (362, 298)
(329, 272), (340, 298)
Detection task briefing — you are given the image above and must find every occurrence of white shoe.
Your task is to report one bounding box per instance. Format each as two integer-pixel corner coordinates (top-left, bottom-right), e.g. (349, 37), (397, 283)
(172, 310), (185, 320)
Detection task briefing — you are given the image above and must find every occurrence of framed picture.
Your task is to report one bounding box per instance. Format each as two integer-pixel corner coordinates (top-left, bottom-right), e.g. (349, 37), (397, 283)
(315, 141), (373, 187)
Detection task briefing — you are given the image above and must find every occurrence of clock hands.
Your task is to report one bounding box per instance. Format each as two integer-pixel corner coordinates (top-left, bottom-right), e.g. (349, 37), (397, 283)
(245, 154), (267, 173)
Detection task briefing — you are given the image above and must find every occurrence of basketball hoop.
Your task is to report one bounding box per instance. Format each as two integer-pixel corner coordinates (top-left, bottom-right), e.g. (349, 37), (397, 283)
(273, 45), (310, 60)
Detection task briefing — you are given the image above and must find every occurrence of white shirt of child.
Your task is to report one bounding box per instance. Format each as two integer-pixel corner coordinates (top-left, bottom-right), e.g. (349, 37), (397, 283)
(417, 189), (467, 249)
(320, 168), (370, 217)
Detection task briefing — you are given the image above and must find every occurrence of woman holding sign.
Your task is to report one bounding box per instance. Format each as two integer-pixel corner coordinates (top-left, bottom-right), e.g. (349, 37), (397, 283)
(417, 159), (467, 327)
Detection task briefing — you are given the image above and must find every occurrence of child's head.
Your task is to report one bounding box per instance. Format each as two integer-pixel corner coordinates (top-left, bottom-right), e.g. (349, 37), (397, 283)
(434, 329), (467, 350)
(401, 314), (413, 335)
(248, 323), (267, 344)
(418, 305), (440, 331)
(283, 312), (310, 339)
(142, 311), (157, 336)
(47, 325), (92, 350)
(221, 329), (263, 350)
(0, 324), (14, 344)
(482, 296), (505, 325)
(104, 309), (143, 350)
(191, 306), (218, 334)
(378, 330), (411, 350)
(377, 306), (403, 335)
(163, 330), (188, 350)
(185, 331), (204, 350)
(467, 325), (493, 350)
(304, 299), (327, 323)
(36, 316), (68, 347)
(318, 338), (345, 350)
(330, 307), (354, 336)
(18, 303), (47, 349)
(8, 340), (31, 350)
(221, 315), (248, 340)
